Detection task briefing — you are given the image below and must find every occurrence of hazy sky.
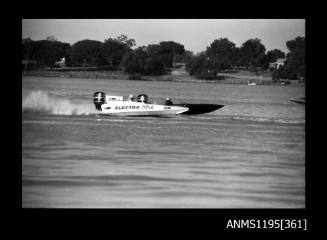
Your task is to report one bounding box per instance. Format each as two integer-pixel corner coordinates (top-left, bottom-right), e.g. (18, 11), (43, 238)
(22, 19), (305, 54)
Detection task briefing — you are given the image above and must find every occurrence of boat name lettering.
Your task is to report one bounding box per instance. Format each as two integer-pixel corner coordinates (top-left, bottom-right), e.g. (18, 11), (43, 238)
(142, 105), (154, 110)
(115, 106), (140, 110)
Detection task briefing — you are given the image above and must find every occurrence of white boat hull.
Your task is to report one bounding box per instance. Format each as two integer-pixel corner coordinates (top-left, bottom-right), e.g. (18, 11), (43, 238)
(98, 101), (189, 116)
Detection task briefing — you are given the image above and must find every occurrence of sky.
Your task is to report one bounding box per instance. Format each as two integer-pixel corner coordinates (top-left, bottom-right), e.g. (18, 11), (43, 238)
(22, 19), (305, 54)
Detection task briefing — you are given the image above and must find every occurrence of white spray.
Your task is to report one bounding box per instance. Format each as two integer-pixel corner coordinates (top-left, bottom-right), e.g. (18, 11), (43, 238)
(22, 90), (96, 115)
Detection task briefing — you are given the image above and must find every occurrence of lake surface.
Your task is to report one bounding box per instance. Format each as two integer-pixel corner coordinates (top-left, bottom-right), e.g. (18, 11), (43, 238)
(22, 76), (305, 208)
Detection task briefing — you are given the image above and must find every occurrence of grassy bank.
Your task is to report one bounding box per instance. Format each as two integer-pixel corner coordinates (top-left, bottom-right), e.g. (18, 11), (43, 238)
(22, 70), (218, 83)
(22, 69), (304, 86)
(22, 70), (242, 83)
(22, 70), (128, 80)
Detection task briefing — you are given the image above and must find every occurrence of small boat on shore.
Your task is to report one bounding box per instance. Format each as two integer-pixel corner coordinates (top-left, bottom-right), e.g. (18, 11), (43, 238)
(290, 97), (305, 104)
(247, 81), (256, 86)
(93, 92), (224, 116)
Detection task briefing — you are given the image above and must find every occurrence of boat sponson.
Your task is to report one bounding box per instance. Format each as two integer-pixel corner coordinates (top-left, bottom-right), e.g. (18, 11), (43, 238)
(290, 99), (305, 104)
(174, 103), (224, 115)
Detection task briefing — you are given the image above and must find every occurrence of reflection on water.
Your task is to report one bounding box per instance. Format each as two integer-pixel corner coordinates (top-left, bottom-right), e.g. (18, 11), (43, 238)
(22, 76), (305, 208)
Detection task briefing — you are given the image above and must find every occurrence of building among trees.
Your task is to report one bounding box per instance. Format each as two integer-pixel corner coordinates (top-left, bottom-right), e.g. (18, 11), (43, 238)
(54, 57), (66, 68)
(269, 58), (286, 70)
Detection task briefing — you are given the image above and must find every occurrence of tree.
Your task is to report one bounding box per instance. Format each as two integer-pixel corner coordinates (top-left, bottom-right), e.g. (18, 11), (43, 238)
(185, 38), (238, 79)
(144, 54), (166, 75)
(267, 49), (285, 61)
(121, 41), (185, 76)
(69, 40), (103, 66)
(33, 39), (71, 69)
(22, 38), (38, 72)
(99, 35), (135, 66)
(100, 39), (130, 66)
(121, 45), (165, 76)
(157, 41), (185, 68)
(285, 36), (305, 79)
(174, 50), (194, 63)
(121, 47), (147, 75)
(46, 35), (58, 42)
(230, 47), (242, 67)
(264, 49), (286, 70)
(121, 43), (174, 76)
(239, 38), (266, 71)
(186, 53), (215, 79)
(206, 38), (237, 75)
(135, 43), (166, 75)
(116, 34), (136, 48)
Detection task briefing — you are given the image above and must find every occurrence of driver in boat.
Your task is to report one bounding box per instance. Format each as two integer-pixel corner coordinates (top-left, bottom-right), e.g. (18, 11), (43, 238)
(165, 97), (173, 105)
(128, 94), (134, 101)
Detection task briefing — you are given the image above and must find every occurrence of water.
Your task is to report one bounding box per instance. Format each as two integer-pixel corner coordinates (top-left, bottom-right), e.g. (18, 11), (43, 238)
(22, 76), (305, 208)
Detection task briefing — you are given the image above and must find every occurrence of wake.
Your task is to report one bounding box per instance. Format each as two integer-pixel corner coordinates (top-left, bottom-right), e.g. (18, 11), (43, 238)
(22, 90), (96, 115)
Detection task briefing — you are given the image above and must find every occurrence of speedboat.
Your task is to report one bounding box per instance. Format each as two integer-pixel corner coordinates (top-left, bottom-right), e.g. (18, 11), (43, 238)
(93, 92), (224, 116)
(93, 92), (188, 116)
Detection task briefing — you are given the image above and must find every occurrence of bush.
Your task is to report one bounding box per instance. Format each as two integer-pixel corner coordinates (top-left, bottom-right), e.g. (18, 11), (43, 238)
(22, 62), (38, 71)
(128, 73), (142, 80)
(90, 65), (121, 71)
(216, 75), (226, 80)
(144, 56), (166, 76)
(194, 69), (216, 80)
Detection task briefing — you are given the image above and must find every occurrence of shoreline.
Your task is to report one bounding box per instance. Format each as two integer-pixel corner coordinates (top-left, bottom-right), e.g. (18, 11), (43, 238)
(22, 70), (305, 86)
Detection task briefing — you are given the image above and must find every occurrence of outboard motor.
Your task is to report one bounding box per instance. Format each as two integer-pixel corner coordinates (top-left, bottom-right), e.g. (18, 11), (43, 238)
(137, 94), (148, 103)
(93, 92), (106, 110)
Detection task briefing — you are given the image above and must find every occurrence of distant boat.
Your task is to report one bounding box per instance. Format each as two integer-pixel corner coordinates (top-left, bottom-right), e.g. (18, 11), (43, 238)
(279, 80), (291, 85)
(290, 97), (305, 104)
(247, 81), (256, 86)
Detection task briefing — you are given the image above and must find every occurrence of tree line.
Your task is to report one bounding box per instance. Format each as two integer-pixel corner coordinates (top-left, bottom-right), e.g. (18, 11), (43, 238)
(22, 35), (305, 80)
(186, 37), (305, 80)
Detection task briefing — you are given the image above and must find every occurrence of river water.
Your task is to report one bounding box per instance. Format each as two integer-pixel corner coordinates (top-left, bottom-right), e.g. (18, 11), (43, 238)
(22, 76), (305, 208)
